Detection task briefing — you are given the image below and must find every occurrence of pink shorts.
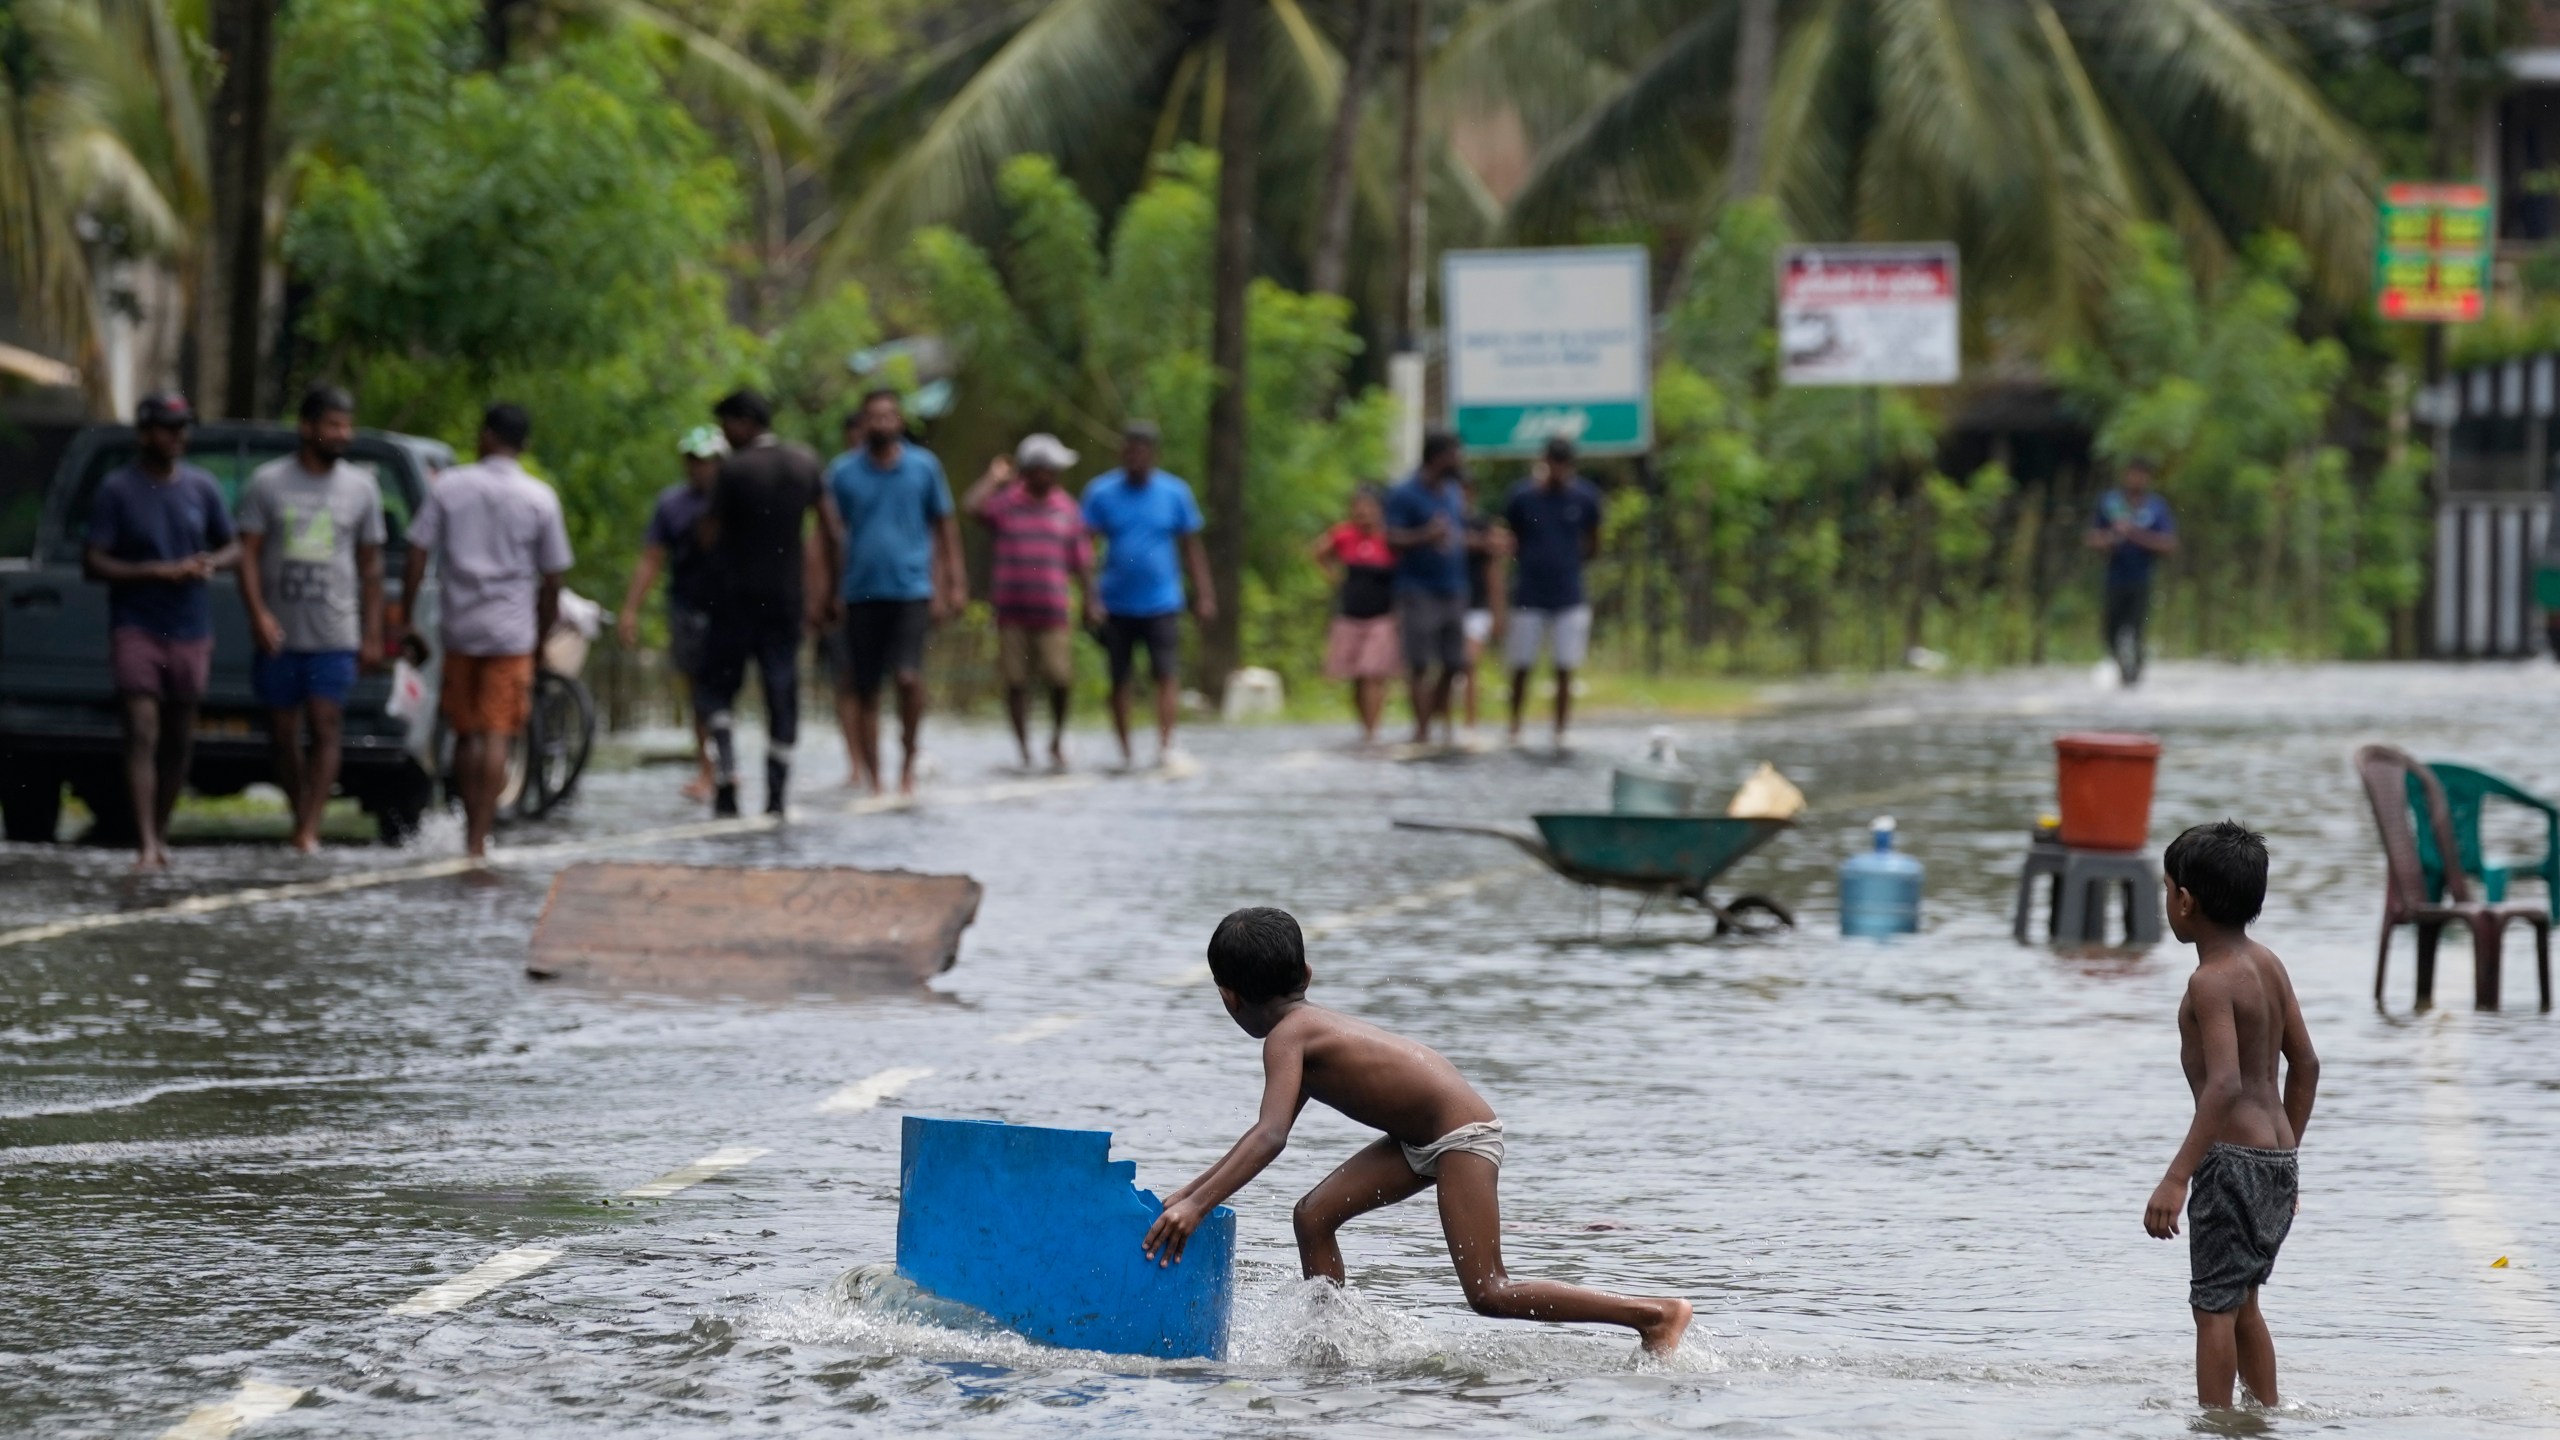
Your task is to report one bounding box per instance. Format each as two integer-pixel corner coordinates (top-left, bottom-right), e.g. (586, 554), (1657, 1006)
(1323, 614), (1402, 680)
(111, 627), (213, 700)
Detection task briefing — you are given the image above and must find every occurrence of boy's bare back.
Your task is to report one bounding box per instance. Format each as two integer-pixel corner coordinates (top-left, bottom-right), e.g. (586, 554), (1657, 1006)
(1264, 1005), (1496, 1147)
(2177, 940), (2310, 1152)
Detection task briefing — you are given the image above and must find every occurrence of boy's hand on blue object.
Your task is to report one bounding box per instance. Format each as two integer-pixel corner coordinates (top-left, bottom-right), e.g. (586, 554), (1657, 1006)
(1142, 1198), (1206, 1266)
(2143, 1177), (2185, 1239)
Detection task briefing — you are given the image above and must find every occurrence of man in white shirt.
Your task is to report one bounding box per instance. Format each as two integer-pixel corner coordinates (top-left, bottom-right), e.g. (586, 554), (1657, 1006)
(395, 403), (572, 858)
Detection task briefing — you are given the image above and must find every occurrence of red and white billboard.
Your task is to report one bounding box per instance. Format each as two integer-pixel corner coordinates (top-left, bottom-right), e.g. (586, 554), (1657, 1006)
(1778, 244), (1961, 387)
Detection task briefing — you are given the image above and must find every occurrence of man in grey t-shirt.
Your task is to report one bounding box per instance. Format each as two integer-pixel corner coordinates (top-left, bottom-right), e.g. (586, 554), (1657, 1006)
(238, 385), (387, 852)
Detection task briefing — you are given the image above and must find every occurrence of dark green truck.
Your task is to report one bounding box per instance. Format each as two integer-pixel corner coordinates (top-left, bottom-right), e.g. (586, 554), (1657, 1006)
(0, 423), (453, 844)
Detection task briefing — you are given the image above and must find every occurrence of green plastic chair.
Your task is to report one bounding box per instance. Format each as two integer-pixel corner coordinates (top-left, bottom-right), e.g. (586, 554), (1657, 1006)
(2405, 761), (2560, 904)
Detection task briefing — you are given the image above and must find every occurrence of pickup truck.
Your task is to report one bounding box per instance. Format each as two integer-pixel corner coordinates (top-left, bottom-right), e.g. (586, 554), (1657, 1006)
(0, 422), (453, 845)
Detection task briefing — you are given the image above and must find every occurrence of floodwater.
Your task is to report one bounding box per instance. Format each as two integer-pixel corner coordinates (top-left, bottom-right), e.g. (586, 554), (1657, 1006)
(3, 663), (2556, 1437)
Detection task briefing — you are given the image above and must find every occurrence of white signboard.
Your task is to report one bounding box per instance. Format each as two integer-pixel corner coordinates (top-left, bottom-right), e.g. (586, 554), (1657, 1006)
(1443, 247), (1650, 455)
(1778, 244), (1960, 387)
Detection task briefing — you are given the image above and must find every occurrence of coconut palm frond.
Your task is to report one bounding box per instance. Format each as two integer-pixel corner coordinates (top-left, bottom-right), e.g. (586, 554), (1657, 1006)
(1432, 0), (1699, 146)
(1503, 8), (1739, 241)
(835, 0), (1186, 259)
(1763, 0), (1857, 241)
(571, 0), (822, 152)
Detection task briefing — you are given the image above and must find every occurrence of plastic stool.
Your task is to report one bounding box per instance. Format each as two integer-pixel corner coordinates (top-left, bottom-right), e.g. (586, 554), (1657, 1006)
(2013, 839), (2164, 945)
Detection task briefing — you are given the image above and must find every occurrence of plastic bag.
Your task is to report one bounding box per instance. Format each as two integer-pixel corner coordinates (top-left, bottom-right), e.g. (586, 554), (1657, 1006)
(1727, 762), (1806, 820)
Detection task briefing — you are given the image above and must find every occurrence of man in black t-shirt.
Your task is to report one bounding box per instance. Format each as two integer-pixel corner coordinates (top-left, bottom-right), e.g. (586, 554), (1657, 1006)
(697, 389), (844, 817)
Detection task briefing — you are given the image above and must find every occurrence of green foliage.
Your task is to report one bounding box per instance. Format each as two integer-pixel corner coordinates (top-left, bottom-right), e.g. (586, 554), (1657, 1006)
(2054, 225), (2422, 658)
(897, 145), (1384, 690)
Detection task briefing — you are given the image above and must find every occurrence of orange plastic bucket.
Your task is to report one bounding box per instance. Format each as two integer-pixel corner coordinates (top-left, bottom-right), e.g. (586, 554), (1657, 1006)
(2054, 731), (2161, 851)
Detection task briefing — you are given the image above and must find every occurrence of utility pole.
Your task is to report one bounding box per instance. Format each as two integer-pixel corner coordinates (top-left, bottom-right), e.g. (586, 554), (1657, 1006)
(2426, 0), (2462, 406)
(206, 0), (276, 418)
(1395, 0), (1426, 350)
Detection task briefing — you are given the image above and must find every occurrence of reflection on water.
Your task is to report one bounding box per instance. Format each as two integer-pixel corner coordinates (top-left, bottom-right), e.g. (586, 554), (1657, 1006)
(2, 661), (2558, 1435)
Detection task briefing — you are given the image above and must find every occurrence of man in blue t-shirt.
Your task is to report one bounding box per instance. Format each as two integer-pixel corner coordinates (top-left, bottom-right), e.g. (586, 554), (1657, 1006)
(1503, 435), (1606, 746)
(83, 391), (238, 871)
(828, 387), (964, 796)
(1081, 420), (1214, 767)
(2085, 456), (2178, 685)
(1383, 431), (1471, 744)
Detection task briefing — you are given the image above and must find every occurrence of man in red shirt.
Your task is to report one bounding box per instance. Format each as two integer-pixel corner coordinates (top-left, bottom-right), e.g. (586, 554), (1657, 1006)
(963, 433), (1092, 769)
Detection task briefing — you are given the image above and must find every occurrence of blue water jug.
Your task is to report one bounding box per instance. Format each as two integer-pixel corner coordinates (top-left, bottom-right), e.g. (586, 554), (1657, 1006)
(1840, 816), (1923, 936)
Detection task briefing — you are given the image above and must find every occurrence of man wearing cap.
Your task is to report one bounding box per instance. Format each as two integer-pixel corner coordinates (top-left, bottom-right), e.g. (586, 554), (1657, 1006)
(1503, 434), (1605, 747)
(237, 384), (386, 853)
(84, 391), (237, 870)
(1080, 421), (1214, 768)
(700, 388), (840, 817)
(964, 433), (1091, 770)
(617, 425), (727, 801)
(397, 403), (573, 859)
(1384, 430), (1471, 745)
(2085, 456), (2177, 685)
(827, 387), (963, 796)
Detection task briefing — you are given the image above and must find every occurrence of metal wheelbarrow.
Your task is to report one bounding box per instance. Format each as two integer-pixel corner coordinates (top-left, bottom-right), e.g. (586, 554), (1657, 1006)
(1395, 813), (1795, 934)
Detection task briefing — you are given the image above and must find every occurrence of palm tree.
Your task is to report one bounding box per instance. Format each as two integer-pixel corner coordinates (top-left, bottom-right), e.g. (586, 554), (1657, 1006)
(0, 0), (207, 413)
(1440, 0), (2378, 342)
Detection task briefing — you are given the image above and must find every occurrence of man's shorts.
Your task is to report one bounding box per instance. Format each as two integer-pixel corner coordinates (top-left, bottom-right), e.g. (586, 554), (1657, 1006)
(666, 601), (710, 679)
(111, 627), (212, 701)
(2188, 1142), (2298, 1313)
(834, 599), (931, 701)
(1396, 591), (1467, 674)
(1505, 604), (1593, 672)
(998, 623), (1075, 690)
(440, 652), (535, 736)
(253, 649), (359, 709)
(1463, 608), (1495, 648)
(1101, 612), (1182, 687)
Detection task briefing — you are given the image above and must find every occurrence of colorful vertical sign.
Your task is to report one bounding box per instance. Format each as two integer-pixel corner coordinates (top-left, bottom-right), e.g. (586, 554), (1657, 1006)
(2377, 181), (2491, 323)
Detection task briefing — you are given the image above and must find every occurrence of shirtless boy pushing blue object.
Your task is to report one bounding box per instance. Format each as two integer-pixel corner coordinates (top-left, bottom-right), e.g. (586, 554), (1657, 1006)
(2144, 822), (2319, 1410)
(1141, 907), (1693, 1353)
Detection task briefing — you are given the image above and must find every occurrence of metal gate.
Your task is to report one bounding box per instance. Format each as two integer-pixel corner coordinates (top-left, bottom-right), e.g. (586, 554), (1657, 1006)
(2433, 493), (2551, 656)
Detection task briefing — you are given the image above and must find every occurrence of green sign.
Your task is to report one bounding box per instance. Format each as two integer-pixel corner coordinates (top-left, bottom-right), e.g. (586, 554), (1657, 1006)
(1452, 402), (1647, 452)
(1443, 247), (1651, 457)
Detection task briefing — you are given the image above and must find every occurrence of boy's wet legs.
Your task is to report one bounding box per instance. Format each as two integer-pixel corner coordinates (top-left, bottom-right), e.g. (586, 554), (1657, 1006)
(1291, 1137), (1431, 1282)
(2192, 1289), (2277, 1409)
(1433, 1153), (1691, 1353)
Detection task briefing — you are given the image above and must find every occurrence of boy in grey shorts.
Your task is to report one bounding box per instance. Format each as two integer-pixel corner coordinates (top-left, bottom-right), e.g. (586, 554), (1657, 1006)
(2143, 822), (2320, 1410)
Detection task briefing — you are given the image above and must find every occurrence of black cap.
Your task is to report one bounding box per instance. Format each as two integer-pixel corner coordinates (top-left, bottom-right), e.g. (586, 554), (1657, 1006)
(1542, 434), (1577, 464)
(1122, 419), (1162, 444)
(135, 391), (194, 428)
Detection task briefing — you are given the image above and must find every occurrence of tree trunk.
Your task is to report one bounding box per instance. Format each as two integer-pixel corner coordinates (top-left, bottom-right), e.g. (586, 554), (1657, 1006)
(1729, 0), (1776, 198)
(1394, 0), (1426, 348)
(1310, 0), (1384, 299)
(1202, 2), (1258, 695)
(206, 0), (276, 418)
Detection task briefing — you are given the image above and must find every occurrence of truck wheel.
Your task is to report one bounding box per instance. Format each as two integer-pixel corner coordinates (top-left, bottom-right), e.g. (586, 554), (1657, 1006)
(69, 773), (138, 847)
(1, 768), (63, 843)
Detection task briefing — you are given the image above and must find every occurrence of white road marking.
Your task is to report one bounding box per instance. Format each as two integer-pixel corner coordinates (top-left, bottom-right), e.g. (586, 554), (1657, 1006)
(0, 772), (1107, 952)
(158, 1380), (304, 1440)
(1155, 864), (1533, 986)
(386, 1245), (563, 1316)
(618, 1144), (770, 1199)
(996, 1013), (1086, 1045)
(817, 1066), (934, 1114)
(2421, 1023), (2556, 1339)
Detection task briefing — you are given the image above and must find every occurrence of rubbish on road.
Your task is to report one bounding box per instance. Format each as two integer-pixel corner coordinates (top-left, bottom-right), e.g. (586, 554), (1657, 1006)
(2053, 731), (2161, 850)
(1611, 730), (1696, 815)
(2353, 745), (2551, 1012)
(1220, 666), (1286, 720)
(2403, 759), (2560, 904)
(1841, 817), (1924, 937)
(1395, 812), (1792, 934)
(895, 1116), (1235, 1360)
(527, 862), (981, 992)
(2493, 1255), (2511, 1268)
(2012, 827), (2160, 945)
(1727, 762), (1807, 820)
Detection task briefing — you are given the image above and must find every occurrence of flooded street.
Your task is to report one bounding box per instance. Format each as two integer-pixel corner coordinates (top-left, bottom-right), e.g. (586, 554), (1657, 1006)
(4, 662), (2557, 1436)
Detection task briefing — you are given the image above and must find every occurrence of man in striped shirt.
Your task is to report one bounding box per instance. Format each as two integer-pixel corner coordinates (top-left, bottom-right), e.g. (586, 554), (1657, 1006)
(964, 433), (1092, 769)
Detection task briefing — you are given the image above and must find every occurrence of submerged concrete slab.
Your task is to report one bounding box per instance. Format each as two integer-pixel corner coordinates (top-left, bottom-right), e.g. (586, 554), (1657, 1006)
(527, 863), (980, 993)
(896, 1116), (1235, 1359)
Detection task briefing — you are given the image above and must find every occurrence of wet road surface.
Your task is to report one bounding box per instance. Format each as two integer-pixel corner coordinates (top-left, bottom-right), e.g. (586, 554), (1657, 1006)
(3, 662), (2557, 1436)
